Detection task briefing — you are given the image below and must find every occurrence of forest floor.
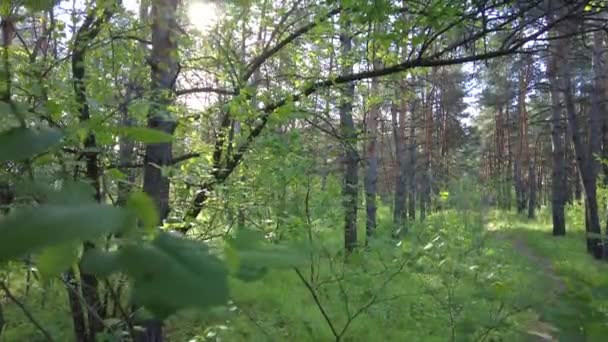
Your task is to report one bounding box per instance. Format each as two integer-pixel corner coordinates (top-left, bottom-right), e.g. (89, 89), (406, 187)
(488, 210), (608, 341)
(3, 209), (608, 341)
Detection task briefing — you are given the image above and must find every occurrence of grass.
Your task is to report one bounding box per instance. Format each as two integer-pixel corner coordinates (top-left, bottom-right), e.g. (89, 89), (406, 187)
(2, 204), (608, 341)
(490, 209), (608, 341)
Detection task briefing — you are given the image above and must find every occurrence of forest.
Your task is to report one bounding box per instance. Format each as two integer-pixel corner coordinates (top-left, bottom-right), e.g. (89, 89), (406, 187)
(2, 0), (608, 341)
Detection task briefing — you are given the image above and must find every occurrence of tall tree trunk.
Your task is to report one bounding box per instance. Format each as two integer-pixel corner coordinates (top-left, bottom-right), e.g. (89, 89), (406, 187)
(138, 0), (180, 340)
(408, 99), (417, 220)
(505, 105), (513, 210)
(515, 58), (531, 214)
(364, 55), (381, 239)
(591, 28), (607, 255)
(547, 35), (567, 236)
(392, 82), (408, 236)
(70, 6), (115, 340)
(420, 83), (433, 221)
(339, 21), (358, 253)
(559, 31), (603, 258)
(528, 161), (537, 219)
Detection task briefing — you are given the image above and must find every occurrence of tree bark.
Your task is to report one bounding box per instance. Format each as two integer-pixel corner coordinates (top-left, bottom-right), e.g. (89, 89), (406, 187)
(547, 36), (566, 236)
(408, 99), (417, 221)
(559, 30), (603, 258)
(528, 161), (537, 219)
(70, 6), (116, 340)
(392, 83), (408, 236)
(420, 82), (434, 221)
(339, 20), (358, 253)
(138, 0), (180, 340)
(364, 55), (381, 239)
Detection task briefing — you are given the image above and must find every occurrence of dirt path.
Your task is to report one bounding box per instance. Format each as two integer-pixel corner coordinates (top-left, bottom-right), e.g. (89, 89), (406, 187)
(499, 233), (565, 341)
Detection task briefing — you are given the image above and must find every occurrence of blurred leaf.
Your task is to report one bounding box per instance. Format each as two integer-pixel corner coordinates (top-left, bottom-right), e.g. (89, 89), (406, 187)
(0, 127), (63, 162)
(225, 228), (308, 282)
(85, 233), (229, 318)
(0, 205), (129, 262)
(36, 241), (80, 278)
(127, 191), (159, 232)
(81, 249), (121, 277)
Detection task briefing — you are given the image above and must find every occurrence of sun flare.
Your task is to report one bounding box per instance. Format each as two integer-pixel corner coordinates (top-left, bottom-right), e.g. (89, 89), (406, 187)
(187, 1), (220, 32)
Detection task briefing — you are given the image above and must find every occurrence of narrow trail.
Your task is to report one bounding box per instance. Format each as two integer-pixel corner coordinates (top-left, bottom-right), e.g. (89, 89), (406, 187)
(487, 220), (564, 341)
(511, 236), (564, 341)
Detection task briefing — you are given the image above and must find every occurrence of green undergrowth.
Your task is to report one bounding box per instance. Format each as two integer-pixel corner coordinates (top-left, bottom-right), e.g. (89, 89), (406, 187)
(491, 208), (608, 340)
(165, 208), (553, 341)
(3, 204), (608, 341)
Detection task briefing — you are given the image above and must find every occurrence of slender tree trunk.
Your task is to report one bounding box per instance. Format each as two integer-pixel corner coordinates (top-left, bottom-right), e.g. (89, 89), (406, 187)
(138, 0), (180, 340)
(392, 83), (408, 236)
(515, 59), (531, 214)
(591, 28), (607, 256)
(420, 84), (434, 221)
(528, 161), (537, 219)
(70, 7), (116, 340)
(364, 56), (381, 240)
(408, 100), (417, 220)
(505, 105), (513, 210)
(547, 36), (567, 236)
(339, 22), (358, 253)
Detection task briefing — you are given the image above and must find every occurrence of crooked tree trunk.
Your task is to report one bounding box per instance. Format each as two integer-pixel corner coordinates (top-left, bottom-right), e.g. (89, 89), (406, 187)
(339, 23), (358, 253)
(547, 37), (567, 235)
(139, 0), (180, 340)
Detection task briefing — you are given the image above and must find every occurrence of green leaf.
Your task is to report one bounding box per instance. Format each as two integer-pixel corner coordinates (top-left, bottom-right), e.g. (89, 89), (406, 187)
(36, 241), (80, 278)
(225, 228), (308, 281)
(81, 249), (121, 278)
(118, 127), (173, 143)
(120, 233), (229, 318)
(127, 191), (159, 232)
(0, 204), (129, 262)
(15, 180), (95, 205)
(0, 127), (63, 162)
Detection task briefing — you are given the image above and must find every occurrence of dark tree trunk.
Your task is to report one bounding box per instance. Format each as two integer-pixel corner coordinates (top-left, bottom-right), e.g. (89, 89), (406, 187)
(560, 33), (603, 258)
(65, 271), (88, 342)
(138, 0), (180, 340)
(70, 7), (115, 340)
(408, 101), (417, 220)
(339, 23), (358, 253)
(392, 85), (408, 236)
(505, 105), (513, 210)
(514, 160), (526, 213)
(364, 56), (381, 240)
(547, 36), (567, 236)
(528, 162), (537, 219)
(420, 85), (433, 221)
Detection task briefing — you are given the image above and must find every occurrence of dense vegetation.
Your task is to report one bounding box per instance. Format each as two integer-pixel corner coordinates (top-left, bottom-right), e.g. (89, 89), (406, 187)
(1, 0), (608, 341)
